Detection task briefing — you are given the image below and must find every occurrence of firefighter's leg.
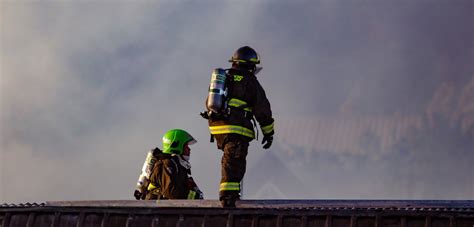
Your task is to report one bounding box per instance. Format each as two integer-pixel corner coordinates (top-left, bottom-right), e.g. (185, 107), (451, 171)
(219, 136), (249, 207)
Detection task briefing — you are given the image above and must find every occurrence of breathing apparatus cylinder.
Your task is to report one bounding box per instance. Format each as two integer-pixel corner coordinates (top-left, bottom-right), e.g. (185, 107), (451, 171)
(136, 150), (157, 192)
(206, 68), (228, 115)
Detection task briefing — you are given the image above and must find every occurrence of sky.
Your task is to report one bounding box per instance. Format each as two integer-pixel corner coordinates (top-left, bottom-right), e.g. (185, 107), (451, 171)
(1, 0), (473, 203)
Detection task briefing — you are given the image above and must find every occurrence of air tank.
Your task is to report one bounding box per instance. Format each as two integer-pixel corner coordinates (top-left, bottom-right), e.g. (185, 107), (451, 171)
(136, 150), (157, 190)
(207, 68), (228, 114)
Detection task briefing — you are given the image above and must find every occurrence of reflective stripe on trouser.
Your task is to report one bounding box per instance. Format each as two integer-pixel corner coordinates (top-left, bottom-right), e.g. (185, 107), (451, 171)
(220, 182), (240, 193)
(209, 125), (255, 138)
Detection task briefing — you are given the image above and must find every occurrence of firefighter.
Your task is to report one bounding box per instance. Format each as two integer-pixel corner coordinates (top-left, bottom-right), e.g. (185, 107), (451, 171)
(133, 129), (203, 200)
(205, 46), (274, 207)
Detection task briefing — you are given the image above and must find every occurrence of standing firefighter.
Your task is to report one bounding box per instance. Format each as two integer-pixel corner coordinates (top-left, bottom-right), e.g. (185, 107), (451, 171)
(134, 129), (203, 200)
(202, 46), (275, 207)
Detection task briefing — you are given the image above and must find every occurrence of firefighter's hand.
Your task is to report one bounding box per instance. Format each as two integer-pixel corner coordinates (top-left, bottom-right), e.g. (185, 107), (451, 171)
(191, 187), (204, 199)
(262, 135), (273, 149)
(196, 189), (204, 199)
(134, 189), (142, 200)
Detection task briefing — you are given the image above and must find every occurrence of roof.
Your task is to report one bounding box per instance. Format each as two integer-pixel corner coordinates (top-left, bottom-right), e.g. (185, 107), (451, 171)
(1, 200), (473, 227)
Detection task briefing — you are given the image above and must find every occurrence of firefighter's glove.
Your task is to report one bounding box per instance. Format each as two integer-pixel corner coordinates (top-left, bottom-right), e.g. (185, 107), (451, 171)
(134, 189), (142, 200)
(262, 135), (273, 149)
(194, 188), (204, 199)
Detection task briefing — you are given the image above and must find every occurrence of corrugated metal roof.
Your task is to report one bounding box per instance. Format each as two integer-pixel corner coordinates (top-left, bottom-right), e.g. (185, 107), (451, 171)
(1, 200), (473, 227)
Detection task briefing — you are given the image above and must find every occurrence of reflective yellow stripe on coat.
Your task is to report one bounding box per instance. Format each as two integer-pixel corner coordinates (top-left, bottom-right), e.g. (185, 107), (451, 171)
(261, 122), (274, 135)
(220, 182), (240, 191)
(228, 98), (252, 112)
(209, 125), (255, 138)
(187, 190), (197, 200)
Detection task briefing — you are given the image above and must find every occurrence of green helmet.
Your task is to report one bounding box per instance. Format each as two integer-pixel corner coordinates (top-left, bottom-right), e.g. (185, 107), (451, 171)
(162, 129), (197, 155)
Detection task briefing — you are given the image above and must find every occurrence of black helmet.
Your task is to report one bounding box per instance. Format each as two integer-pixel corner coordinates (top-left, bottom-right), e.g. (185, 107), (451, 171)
(229, 46), (261, 65)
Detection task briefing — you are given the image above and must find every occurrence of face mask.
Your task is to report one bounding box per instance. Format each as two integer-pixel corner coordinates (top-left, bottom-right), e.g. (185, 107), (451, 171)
(182, 155), (190, 161)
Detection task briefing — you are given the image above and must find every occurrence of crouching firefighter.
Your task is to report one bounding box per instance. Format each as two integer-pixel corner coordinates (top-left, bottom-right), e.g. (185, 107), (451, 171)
(133, 129), (204, 200)
(201, 46), (275, 207)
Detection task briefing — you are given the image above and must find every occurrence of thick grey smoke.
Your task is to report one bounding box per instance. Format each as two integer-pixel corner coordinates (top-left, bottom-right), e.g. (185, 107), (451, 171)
(1, 0), (472, 203)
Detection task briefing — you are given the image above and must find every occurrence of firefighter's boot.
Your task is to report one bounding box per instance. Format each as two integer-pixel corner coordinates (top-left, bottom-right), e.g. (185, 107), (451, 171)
(220, 194), (239, 208)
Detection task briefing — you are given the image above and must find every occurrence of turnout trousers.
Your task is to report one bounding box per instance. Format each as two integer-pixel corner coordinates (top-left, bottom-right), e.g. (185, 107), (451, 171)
(214, 134), (250, 200)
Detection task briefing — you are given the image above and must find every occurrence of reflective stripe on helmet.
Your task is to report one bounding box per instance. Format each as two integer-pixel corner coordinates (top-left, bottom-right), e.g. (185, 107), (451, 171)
(249, 58), (259, 63)
(228, 98), (252, 112)
(229, 59), (247, 63)
(220, 182), (240, 191)
(230, 59), (260, 64)
(261, 122), (274, 135)
(209, 125), (255, 138)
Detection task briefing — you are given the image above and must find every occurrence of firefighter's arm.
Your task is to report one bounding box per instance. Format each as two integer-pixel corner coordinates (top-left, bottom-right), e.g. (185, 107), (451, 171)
(186, 177), (204, 199)
(253, 80), (274, 148)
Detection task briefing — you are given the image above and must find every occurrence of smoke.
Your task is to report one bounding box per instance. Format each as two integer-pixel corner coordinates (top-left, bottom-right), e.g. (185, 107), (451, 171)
(1, 0), (473, 203)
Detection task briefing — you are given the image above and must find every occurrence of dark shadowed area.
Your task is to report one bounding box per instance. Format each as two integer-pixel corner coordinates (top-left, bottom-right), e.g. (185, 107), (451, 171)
(1, 0), (473, 203)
